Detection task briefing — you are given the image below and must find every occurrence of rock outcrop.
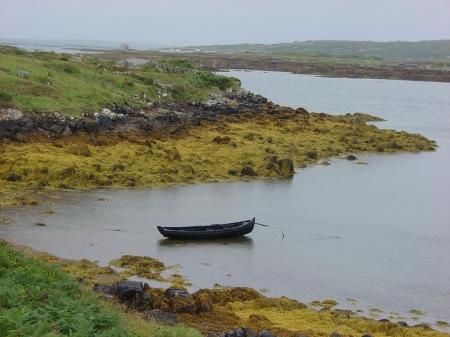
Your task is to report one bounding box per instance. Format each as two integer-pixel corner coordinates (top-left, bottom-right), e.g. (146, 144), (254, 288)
(0, 90), (280, 140)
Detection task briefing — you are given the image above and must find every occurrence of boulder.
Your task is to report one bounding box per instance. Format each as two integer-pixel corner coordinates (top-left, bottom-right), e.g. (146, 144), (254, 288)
(277, 158), (294, 177)
(112, 281), (143, 301)
(346, 154), (358, 161)
(144, 309), (178, 326)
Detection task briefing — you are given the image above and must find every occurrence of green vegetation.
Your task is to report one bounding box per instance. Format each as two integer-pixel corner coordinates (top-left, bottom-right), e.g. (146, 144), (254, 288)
(0, 241), (201, 337)
(189, 40), (450, 60)
(0, 47), (239, 116)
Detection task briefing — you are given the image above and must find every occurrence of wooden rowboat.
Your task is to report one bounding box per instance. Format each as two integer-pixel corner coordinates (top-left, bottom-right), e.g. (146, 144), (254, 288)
(157, 218), (255, 239)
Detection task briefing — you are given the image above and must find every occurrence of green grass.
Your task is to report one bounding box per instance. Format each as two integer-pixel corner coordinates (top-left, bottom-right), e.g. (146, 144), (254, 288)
(0, 47), (239, 116)
(0, 241), (201, 337)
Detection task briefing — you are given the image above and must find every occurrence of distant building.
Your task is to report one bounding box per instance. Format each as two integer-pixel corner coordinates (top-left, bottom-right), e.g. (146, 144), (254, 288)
(119, 43), (130, 51)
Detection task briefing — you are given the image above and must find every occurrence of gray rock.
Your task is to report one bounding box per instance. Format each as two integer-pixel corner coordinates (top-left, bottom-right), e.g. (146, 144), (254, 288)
(346, 154), (358, 161)
(0, 108), (23, 121)
(223, 328), (247, 337)
(144, 309), (178, 326)
(112, 281), (143, 302)
(164, 288), (190, 298)
(16, 70), (30, 78)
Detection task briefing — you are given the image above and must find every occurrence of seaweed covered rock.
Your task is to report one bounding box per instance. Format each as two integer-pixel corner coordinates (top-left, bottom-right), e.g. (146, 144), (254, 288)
(169, 295), (196, 314)
(194, 291), (214, 313)
(241, 165), (257, 176)
(277, 158), (294, 177)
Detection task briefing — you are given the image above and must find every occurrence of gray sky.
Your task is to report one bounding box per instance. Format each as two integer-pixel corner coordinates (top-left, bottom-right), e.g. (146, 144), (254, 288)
(1, 0), (449, 46)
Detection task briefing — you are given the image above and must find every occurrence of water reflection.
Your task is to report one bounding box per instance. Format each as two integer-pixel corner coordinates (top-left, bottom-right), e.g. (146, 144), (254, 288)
(157, 236), (254, 248)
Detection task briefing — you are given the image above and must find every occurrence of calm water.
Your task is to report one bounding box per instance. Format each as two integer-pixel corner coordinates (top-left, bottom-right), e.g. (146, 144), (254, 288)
(2, 71), (450, 328)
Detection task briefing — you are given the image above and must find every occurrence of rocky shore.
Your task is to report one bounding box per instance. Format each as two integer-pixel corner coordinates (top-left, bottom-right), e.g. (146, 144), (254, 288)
(0, 89), (269, 140)
(7, 244), (446, 337)
(91, 279), (446, 337)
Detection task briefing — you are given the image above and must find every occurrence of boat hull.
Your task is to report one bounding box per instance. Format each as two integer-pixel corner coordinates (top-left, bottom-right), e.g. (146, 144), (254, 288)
(157, 218), (255, 239)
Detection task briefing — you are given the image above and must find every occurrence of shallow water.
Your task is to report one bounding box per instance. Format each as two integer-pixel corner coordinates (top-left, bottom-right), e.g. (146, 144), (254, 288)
(2, 71), (450, 328)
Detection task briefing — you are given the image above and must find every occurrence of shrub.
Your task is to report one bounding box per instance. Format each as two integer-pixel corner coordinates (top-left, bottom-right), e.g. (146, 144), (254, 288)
(194, 72), (236, 90)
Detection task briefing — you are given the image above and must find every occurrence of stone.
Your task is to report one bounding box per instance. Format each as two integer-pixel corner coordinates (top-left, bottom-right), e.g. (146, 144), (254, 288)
(241, 165), (257, 176)
(397, 321), (408, 327)
(259, 331), (276, 337)
(93, 283), (114, 295)
(112, 281), (143, 302)
(228, 169), (238, 176)
(4, 172), (21, 182)
(16, 70), (30, 78)
(277, 158), (295, 177)
(225, 99), (240, 111)
(144, 309), (178, 326)
(224, 328), (247, 337)
(0, 108), (23, 121)
(346, 154), (358, 161)
(306, 150), (318, 160)
(164, 288), (190, 298)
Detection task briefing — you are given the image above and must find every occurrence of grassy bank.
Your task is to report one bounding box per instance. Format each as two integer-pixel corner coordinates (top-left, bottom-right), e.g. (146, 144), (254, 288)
(0, 110), (436, 208)
(0, 47), (238, 116)
(0, 241), (201, 337)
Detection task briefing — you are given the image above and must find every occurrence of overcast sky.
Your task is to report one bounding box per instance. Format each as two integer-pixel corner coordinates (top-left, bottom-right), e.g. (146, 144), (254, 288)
(1, 0), (449, 46)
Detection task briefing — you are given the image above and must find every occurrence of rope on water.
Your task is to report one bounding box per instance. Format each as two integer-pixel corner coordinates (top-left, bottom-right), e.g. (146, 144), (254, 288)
(255, 222), (285, 240)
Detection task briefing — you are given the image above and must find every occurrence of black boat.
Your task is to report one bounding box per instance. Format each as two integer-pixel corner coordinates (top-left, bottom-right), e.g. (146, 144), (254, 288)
(157, 218), (255, 239)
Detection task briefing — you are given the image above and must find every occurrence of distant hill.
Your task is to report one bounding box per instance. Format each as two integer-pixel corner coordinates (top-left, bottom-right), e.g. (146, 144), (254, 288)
(187, 40), (450, 60)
